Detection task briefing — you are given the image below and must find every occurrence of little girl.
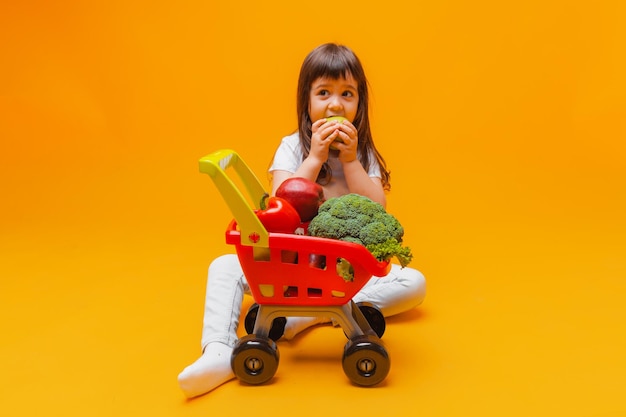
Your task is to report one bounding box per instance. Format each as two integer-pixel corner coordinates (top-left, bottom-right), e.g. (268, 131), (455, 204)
(178, 43), (426, 398)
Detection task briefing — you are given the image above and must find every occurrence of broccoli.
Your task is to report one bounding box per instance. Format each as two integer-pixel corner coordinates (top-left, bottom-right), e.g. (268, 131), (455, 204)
(308, 194), (413, 280)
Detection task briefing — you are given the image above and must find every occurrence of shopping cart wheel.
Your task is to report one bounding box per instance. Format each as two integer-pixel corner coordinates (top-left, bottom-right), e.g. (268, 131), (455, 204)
(244, 303), (286, 341)
(231, 334), (279, 385)
(342, 335), (390, 386)
(356, 302), (386, 338)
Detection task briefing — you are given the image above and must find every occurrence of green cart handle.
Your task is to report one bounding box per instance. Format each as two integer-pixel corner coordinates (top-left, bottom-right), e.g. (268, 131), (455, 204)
(199, 149), (269, 247)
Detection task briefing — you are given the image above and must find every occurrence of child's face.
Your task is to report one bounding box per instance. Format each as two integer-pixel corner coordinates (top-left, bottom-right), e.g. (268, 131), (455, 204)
(308, 74), (359, 123)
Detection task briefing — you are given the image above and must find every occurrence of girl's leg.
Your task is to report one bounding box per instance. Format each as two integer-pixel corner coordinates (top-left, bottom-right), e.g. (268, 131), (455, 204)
(199, 254), (249, 348)
(178, 254), (248, 398)
(283, 265), (426, 339)
(353, 264), (426, 317)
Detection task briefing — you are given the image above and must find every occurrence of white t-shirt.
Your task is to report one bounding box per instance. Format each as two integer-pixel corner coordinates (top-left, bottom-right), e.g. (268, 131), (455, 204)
(269, 132), (382, 198)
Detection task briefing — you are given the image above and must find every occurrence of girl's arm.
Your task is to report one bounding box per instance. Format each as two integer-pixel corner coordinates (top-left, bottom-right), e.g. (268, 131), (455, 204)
(271, 120), (331, 195)
(272, 160), (386, 207)
(270, 156), (323, 195)
(342, 160), (387, 208)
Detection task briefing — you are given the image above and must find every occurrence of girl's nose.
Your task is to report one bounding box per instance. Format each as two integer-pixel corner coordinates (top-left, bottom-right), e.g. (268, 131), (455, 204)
(328, 96), (342, 110)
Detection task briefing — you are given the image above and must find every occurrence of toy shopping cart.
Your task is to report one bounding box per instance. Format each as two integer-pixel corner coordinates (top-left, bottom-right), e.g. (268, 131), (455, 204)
(199, 149), (392, 386)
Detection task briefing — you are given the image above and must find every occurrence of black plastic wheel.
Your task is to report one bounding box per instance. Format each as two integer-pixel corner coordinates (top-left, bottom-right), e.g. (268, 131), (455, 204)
(342, 335), (390, 386)
(244, 303), (286, 341)
(231, 334), (279, 385)
(356, 302), (386, 338)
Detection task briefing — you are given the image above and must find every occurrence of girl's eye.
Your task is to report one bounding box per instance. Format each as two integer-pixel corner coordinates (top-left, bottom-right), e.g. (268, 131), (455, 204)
(342, 91), (354, 97)
(318, 89), (329, 96)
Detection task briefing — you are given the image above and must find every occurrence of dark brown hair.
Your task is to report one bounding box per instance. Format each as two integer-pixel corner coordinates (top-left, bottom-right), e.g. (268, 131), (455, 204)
(296, 43), (391, 190)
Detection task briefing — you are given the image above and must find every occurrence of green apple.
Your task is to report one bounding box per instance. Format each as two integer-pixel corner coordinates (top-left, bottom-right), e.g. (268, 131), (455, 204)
(326, 116), (348, 123)
(326, 116), (348, 150)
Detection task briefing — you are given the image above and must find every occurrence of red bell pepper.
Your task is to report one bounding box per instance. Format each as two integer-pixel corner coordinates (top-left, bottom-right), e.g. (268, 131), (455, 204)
(255, 193), (301, 234)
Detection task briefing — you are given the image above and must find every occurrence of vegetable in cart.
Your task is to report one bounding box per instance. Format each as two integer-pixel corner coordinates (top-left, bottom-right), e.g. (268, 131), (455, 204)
(308, 193), (413, 280)
(254, 193), (301, 234)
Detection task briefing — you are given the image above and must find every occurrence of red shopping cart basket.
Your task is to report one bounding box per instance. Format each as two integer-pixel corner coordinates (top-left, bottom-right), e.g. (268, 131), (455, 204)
(225, 218), (391, 306)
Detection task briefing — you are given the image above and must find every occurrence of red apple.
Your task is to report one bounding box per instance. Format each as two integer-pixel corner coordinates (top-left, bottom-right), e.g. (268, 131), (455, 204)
(275, 177), (325, 222)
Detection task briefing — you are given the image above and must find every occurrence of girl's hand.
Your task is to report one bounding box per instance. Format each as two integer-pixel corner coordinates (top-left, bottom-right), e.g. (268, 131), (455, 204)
(309, 118), (335, 162)
(310, 118), (358, 162)
(330, 119), (358, 163)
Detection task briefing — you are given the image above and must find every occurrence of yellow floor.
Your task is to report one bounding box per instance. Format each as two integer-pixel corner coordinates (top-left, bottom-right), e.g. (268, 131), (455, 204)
(2, 154), (625, 416)
(2, 1), (625, 415)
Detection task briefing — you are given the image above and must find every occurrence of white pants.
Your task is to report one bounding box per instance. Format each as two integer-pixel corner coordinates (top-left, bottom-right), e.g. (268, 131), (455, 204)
(200, 253), (426, 349)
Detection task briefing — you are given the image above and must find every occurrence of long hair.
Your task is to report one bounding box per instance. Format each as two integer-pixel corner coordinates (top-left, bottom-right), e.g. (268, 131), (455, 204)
(296, 43), (391, 190)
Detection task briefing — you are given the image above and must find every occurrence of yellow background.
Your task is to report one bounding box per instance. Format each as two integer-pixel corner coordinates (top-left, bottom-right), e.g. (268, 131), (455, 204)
(1, 1), (625, 416)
